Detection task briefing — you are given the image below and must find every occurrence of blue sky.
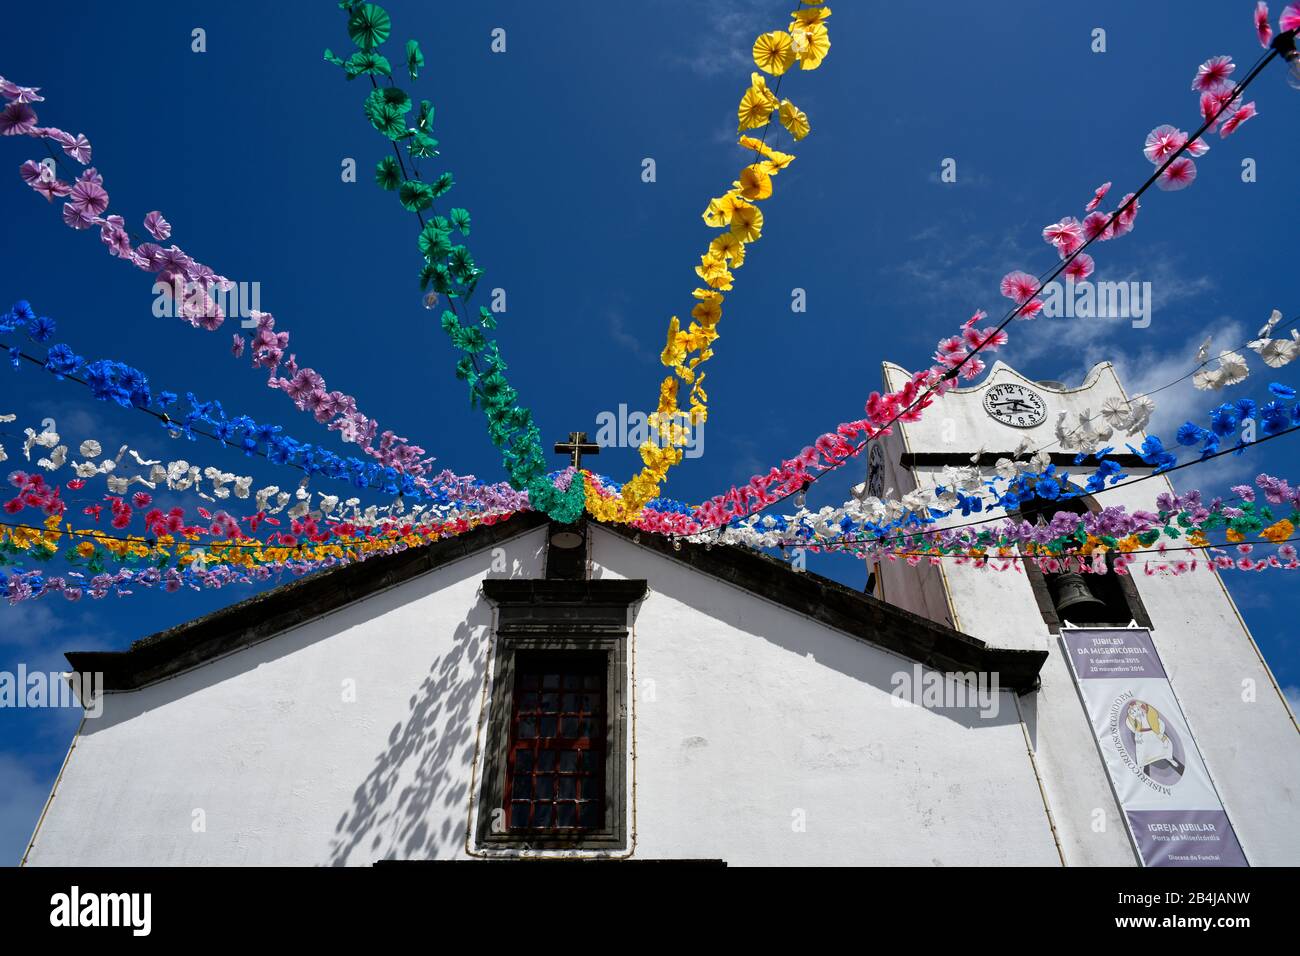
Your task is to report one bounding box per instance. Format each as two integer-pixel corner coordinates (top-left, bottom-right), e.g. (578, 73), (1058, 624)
(1, 0), (1297, 863)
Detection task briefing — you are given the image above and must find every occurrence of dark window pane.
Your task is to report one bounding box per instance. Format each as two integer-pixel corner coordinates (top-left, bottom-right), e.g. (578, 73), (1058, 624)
(505, 654), (608, 833)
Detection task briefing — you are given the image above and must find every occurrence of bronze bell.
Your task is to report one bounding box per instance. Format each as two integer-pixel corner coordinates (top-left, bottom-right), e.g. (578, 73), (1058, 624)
(1052, 571), (1109, 625)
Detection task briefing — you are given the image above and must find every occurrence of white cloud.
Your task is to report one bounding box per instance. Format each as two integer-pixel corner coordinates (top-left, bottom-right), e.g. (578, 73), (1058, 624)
(675, 0), (773, 77)
(607, 310), (652, 362)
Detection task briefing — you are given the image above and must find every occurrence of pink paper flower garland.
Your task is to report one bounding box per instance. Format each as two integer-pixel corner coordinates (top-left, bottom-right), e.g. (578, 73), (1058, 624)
(1, 73), (512, 503)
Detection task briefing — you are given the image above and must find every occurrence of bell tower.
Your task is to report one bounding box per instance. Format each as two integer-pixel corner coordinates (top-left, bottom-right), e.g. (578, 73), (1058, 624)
(866, 358), (1300, 867)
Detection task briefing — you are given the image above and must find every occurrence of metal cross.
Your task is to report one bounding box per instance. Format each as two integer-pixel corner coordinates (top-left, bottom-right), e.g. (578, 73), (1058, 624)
(554, 431), (600, 470)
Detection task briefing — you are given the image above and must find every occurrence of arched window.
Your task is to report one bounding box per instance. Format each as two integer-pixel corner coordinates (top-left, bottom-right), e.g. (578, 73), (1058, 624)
(1017, 494), (1153, 634)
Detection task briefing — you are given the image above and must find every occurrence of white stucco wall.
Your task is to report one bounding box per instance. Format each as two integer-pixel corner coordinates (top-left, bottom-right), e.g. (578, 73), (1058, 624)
(25, 523), (1063, 866)
(875, 360), (1300, 867)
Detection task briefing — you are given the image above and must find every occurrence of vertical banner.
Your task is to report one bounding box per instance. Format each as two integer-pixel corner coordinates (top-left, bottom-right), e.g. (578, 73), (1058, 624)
(1061, 627), (1248, 867)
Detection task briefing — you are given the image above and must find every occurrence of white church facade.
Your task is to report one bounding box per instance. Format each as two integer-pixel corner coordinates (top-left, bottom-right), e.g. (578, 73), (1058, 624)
(20, 362), (1300, 866)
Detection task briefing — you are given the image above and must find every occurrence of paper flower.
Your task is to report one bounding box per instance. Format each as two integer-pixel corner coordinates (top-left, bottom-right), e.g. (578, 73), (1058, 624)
(1157, 157), (1197, 190)
(738, 73), (779, 130)
(0, 102), (37, 135)
(1000, 271), (1039, 304)
(374, 156), (401, 190)
(363, 88), (409, 139)
(1064, 253), (1095, 282)
(739, 135), (795, 170)
(1194, 350), (1252, 390)
(753, 31), (796, 75)
(778, 99), (811, 140)
(398, 180), (434, 212)
(1219, 102), (1257, 138)
(790, 22), (831, 70)
(1085, 181), (1111, 212)
(1144, 124), (1188, 163)
(728, 201), (763, 242)
(143, 210), (171, 241)
(1258, 309), (1283, 338)
(1256, 3), (1274, 47)
(738, 163), (774, 200)
(348, 3), (392, 50)
(1192, 55), (1235, 91)
(1248, 333), (1299, 368)
(1042, 217), (1085, 257)
(406, 39), (424, 79)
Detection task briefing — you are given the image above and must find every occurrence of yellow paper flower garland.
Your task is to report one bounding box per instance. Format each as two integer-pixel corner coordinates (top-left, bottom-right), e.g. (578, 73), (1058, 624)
(590, 2), (831, 523)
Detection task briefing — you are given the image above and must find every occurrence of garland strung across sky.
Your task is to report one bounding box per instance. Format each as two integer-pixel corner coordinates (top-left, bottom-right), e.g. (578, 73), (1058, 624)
(2, 4), (1298, 610)
(0, 300), (528, 514)
(703, 417), (1300, 557)
(586, 1), (832, 524)
(0, 72), (498, 501)
(325, 0), (588, 523)
(0, 508), (526, 604)
(638, 16), (1298, 538)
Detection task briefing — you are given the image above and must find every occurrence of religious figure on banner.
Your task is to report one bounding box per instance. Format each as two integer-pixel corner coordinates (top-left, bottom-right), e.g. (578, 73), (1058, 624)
(1125, 701), (1185, 779)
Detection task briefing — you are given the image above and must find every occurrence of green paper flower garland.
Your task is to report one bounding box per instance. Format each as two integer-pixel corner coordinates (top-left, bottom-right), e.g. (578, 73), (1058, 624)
(326, 2), (578, 520)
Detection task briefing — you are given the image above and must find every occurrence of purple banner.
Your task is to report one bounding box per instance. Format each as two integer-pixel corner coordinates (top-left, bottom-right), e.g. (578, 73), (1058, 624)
(1063, 628), (1166, 680)
(1061, 628), (1248, 867)
(1126, 810), (1249, 867)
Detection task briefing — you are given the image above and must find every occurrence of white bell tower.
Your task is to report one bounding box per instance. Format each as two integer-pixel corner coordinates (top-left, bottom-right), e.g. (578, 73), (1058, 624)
(867, 358), (1300, 866)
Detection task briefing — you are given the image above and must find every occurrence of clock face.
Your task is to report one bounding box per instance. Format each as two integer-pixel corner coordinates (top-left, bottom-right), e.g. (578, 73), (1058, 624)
(983, 383), (1048, 428)
(867, 443), (886, 499)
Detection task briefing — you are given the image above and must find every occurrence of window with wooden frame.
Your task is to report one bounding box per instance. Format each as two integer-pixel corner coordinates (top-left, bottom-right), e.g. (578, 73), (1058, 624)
(476, 577), (644, 851)
(477, 637), (627, 849)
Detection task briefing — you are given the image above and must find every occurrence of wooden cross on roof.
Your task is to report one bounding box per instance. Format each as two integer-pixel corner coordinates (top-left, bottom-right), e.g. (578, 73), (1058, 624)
(554, 431), (600, 470)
